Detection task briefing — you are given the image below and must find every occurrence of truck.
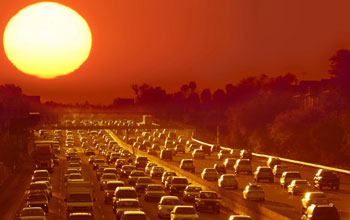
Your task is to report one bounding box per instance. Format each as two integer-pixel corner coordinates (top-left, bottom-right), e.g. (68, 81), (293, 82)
(313, 169), (340, 190)
(65, 181), (94, 217)
(33, 140), (54, 173)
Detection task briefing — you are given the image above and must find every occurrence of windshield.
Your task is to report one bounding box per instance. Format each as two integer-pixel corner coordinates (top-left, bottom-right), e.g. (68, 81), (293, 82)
(21, 209), (44, 216)
(239, 160), (251, 165)
(131, 172), (146, 177)
(147, 186), (163, 191)
(69, 174), (83, 179)
(117, 201), (139, 208)
(287, 173), (301, 178)
(34, 172), (49, 178)
(124, 214), (147, 220)
(153, 167), (164, 172)
(172, 178), (188, 184)
(161, 199), (180, 205)
(67, 194), (92, 202)
(68, 215), (93, 220)
(176, 207), (196, 214)
(200, 192), (217, 199)
(30, 184), (46, 190)
(187, 187), (201, 192)
(102, 174), (116, 180)
(138, 178), (152, 183)
(117, 190), (137, 198)
(28, 194), (47, 201)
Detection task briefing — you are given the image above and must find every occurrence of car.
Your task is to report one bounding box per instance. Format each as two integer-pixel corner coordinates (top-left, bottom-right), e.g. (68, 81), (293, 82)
(288, 179), (309, 195)
(211, 145), (221, 154)
(67, 163), (81, 172)
(66, 173), (84, 183)
(174, 144), (185, 154)
(223, 158), (237, 169)
(103, 168), (118, 176)
(135, 177), (153, 192)
(128, 170), (147, 186)
(234, 159), (252, 174)
(120, 165), (136, 178)
(301, 192), (329, 211)
(93, 158), (105, 170)
(64, 169), (81, 182)
(120, 210), (148, 220)
(147, 148), (157, 156)
(150, 166), (165, 178)
(26, 193), (49, 213)
(194, 191), (220, 213)
(240, 150), (252, 160)
(267, 157), (281, 168)
(27, 182), (51, 199)
(200, 145), (211, 155)
(192, 149), (205, 159)
(170, 205), (199, 220)
(242, 183), (265, 201)
(183, 185), (202, 202)
(67, 212), (94, 220)
(96, 164), (109, 180)
(218, 174), (238, 189)
(104, 180), (125, 204)
(254, 166), (274, 183)
(18, 207), (46, 220)
(152, 143), (160, 151)
(229, 149), (241, 159)
(100, 173), (118, 190)
(32, 170), (50, 182)
(218, 150), (230, 160)
(160, 149), (173, 160)
(280, 171), (302, 188)
(169, 176), (190, 195)
(301, 204), (340, 220)
(158, 196), (181, 218)
(145, 163), (157, 175)
(162, 171), (177, 184)
(180, 159), (195, 173)
(272, 165), (288, 177)
(313, 169), (340, 190)
(201, 168), (218, 181)
(213, 163), (226, 174)
(138, 144), (147, 151)
(115, 199), (142, 220)
(188, 144), (200, 152)
(228, 215), (251, 220)
(112, 187), (139, 212)
(144, 184), (166, 202)
(116, 159), (128, 170)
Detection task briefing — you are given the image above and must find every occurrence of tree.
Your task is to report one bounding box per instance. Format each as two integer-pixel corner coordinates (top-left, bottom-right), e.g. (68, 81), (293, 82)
(201, 89), (211, 104)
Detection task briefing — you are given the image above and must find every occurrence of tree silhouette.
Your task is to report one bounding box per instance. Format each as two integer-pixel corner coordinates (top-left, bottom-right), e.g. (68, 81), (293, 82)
(201, 89), (212, 104)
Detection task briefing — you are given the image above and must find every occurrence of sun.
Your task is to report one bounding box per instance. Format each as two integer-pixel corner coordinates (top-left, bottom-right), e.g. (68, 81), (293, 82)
(3, 2), (92, 79)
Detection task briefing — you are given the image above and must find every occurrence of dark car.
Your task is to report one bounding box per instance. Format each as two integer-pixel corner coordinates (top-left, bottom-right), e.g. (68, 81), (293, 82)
(313, 169), (340, 190)
(267, 157), (281, 169)
(213, 163), (226, 174)
(301, 204), (340, 220)
(240, 150), (252, 160)
(195, 191), (220, 213)
(135, 156), (148, 169)
(200, 145), (211, 155)
(160, 149), (173, 160)
(211, 145), (221, 154)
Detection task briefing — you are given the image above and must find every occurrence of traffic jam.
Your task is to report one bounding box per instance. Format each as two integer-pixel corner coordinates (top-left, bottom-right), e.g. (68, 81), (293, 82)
(17, 119), (342, 220)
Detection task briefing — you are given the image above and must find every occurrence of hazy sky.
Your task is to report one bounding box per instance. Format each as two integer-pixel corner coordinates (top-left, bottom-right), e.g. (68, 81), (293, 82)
(1, 0), (350, 104)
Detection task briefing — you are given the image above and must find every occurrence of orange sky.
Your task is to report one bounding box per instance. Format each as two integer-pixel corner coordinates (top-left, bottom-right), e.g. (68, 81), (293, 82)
(1, 0), (350, 104)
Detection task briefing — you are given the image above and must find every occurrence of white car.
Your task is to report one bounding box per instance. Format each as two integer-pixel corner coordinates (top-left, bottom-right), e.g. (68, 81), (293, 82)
(242, 183), (265, 201)
(144, 184), (165, 202)
(19, 207), (46, 220)
(201, 168), (218, 181)
(100, 173), (118, 190)
(66, 173), (84, 184)
(288, 179), (309, 195)
(32, 170), (51, 182)
(158, 196), (181, 218)
(115, 198), (142, 220)
(218, 174), (238, 189)
(234, 159), (252, 174)
(183, 185), (202, 202)
(170, 205), (199, 220)
(301, 192), (329, 211)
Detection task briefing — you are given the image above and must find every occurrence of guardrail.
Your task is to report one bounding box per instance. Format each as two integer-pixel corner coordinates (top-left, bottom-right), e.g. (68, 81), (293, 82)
(107, 130), (292, 220)
(192, 138), (350, 175)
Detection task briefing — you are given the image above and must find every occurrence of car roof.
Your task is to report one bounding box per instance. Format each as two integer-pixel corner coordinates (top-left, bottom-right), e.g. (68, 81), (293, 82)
(161, 195), (179, 200)
(118, 198), (139, 202)
(69, 212), (93, 216)
(123, 210), (146, 215)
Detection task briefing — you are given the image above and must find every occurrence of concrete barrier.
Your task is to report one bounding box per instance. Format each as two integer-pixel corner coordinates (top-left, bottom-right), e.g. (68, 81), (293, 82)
(192, 138), (350, 175)
(107, 130), (291, 220)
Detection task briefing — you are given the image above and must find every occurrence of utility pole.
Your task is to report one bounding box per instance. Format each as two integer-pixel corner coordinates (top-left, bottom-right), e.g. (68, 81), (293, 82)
(216, 125), (220, 145)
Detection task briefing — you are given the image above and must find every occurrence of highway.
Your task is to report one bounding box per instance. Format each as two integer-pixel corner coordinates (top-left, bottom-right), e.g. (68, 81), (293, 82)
(13, 129), (230, 220)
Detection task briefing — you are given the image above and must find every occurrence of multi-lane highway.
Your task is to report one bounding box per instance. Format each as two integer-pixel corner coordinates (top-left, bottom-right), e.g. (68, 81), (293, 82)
(5, 121), (350, 220)
(12, 128), (230, 220)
